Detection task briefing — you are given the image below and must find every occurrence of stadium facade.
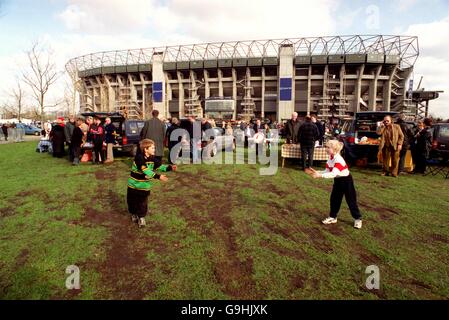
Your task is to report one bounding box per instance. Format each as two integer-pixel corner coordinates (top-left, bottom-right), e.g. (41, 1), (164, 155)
(66, 35), (419, 122)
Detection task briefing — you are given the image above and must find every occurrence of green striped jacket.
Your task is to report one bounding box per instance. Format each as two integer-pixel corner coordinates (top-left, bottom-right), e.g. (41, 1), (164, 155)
(127, 153), (172, 191)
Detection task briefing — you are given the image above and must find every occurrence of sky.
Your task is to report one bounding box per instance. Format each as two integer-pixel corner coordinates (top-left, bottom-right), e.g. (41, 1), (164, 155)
(0, 0), (449, 118)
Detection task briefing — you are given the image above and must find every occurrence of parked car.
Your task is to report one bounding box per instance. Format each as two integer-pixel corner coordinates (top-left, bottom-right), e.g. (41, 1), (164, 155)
(429, 123), (449, 161)
(16, 123), (41, 135)
(338, 111), (399, 165)
(81, 112), (145, 156)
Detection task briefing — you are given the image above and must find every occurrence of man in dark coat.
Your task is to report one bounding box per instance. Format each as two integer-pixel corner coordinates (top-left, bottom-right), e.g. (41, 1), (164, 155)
(396, 114), (414, 174)
(64, 116), (76, 162)
(89, 117), (105, 164)
(104, 117), (117, 164)
(1, 123), (8, 141)
(140, 109), (166, 162)
(285, 112), (301, 144)
(311, 114), (325, 146)
(50, 118), (66, 158)
(414, 118), (433, 174)
(298, 116), (319, 170)
(71, 118), (84, 165)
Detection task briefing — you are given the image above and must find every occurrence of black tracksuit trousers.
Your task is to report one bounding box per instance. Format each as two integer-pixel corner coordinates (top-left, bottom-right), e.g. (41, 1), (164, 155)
(329, 175), (362, 220)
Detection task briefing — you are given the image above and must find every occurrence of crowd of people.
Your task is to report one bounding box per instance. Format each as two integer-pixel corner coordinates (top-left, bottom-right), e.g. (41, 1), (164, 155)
(0, 122), (25, 142)
(37, 115), (117, 165)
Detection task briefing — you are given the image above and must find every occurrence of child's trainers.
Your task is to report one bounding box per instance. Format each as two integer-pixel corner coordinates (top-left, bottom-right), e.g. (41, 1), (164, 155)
(354, 219), (363, 229)
(322, 217), (337, 224)
(131, 215), (138, 223)
(138, 217), (146, 227)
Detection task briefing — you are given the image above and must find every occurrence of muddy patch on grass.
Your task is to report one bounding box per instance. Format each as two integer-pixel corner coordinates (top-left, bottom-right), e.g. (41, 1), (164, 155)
(263, 222), (295, 241)
(324, 224), (346, 236)
(260, 240), (306, 260)
(359, 202), (400, 220)
(298, 226), (334, 254)
(16, 191), (34, 198)
(77, 206), (159, 299)
(371, 228), (385, 239)
(359, 284), (388, 299)
(167, 171), (262, 299)
(291, 274), (307, 289)
(14, 249), (30, 267)
(350, 244), (382, 266)
(429, 233), (449, 244)
(0, 206), (15, 218)
(207, 199), (261, 299)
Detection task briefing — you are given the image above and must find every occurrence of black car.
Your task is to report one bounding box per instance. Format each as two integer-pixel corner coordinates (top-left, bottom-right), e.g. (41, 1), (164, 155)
(338, 111), (399, 164)
(430, 123), (449, 161)
(81, 112), (145, 155)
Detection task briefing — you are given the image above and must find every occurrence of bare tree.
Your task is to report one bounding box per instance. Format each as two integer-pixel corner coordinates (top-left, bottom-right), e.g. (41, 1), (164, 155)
(61, 76), (78, 116)
(11, 80), (25, 122)
(22, 40), (60, 123)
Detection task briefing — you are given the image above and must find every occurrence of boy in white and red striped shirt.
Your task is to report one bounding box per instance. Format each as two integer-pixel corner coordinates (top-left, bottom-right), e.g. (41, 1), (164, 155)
(309, 140), (363, 229)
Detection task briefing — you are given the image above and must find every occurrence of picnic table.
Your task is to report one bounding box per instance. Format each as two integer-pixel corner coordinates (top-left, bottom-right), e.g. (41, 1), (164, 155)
(281, 144), (328, 168)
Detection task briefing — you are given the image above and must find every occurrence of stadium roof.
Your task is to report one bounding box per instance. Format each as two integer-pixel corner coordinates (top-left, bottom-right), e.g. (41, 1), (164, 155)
(66, 35), (419, 79)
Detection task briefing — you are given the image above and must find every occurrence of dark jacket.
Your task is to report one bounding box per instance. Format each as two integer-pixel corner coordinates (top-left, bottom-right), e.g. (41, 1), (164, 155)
(140, 118), (166, 157)
(397, 119), (414, 150)
(314, 121), (325, 141)
(298, 121), (319, 147)
(50, 124), (65, 155)
(89, 124), (104, 143)
(415, 127), (432, 157)
(253, 123), (264, 134)
(104, 123), (116, 144)
(201, 121), (212, 140)
(166, 123), (181, 148)
(71, 127), (84, 147)
(64, 121), (75, 143)
(285, 119), (301, 143)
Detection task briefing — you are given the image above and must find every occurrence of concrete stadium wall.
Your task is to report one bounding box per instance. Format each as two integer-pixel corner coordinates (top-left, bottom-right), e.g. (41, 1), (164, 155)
(77, 55), (413, 122)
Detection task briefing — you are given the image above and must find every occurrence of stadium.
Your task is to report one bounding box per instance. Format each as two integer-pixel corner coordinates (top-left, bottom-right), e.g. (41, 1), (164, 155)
(66, 35), (421, 122)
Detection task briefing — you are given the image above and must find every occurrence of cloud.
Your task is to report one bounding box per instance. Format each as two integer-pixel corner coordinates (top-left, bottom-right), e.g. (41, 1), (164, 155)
(57, 0), (339, 42)
(404, 15), (449, 118)
(160, 0), (339, 41)
(395, 0), (419, 11)
(57, 0), (153, 34)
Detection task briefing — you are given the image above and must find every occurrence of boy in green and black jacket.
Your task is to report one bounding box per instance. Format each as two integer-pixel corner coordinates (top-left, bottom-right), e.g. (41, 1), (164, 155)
(127, 139), (176, 227)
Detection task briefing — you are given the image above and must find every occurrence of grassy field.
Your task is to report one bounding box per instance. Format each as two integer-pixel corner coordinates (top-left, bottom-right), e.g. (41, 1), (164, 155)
(0, 141), (448, 300)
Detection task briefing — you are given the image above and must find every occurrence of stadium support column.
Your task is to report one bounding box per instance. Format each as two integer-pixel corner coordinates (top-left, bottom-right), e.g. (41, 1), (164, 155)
(95, 76), (106, 113)
(383, 65), (397, 112)
(369, 65), (382, 111)
(165, 73), (172, 119)
(306, 66), (312, 116)
(232, 68), (237, 120)
(103, 75), (115, 113)
(139, 73), (146, 119)
(151, 52), (166, 118)
(354, 65), (365, 112)
(177, 71), (185, 118)
(277, 45), (295, 122)
(218, 69), (224, 97)
(204, 70), (210, 99)
(261, 67), (265, 119)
